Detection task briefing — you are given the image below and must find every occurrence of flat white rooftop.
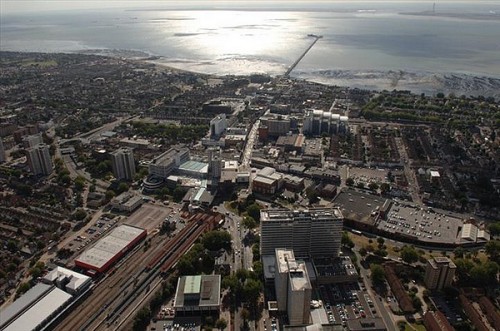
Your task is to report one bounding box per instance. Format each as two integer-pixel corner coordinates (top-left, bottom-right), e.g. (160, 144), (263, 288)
(43, 266), (91, 292)
(3, 286), (72, 331)
(75, 224), (145, 270)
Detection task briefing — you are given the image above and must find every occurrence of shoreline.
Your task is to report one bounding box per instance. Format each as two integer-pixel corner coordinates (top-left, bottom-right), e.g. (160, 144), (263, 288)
(2, 50), (500, 98)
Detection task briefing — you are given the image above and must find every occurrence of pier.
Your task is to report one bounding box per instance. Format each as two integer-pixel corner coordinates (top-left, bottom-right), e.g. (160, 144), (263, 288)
(284, 34), (323, 77)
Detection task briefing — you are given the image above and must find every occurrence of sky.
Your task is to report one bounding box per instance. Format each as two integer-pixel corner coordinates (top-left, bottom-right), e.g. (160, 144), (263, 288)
(1, 0), (487, 14)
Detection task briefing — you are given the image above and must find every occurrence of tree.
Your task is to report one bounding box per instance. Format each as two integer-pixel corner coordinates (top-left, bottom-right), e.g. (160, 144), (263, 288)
(17, 282), (31, 295)
(400, 246), (419, 264)
(359, 247), (368, 258)
(368, 183), (379, 191)
(117, 182), (129, 194)
(73, 209), (87, 221)
(240, 308), (250, 323)
(246, 203), (262, 222)
(215, 318), (228, 331)
(173, 186), (187, 202)
(346, 178), (354, 186)
(29, 267), (42, 279)
(202, 231), (232, 251)
(485, 240), (500, 263)
(377, 237), (385, 248)
(105, 190), (115, 202)
(488, 222), (500, 236)
(380, 183), (390, 194)
(7, 240), (17, 252)
(242, 216), (258, 229)
(454, 247), (465, 259)
(370, 264), (386, 285)
(341, 231), (355, 249)
(243, 278), (262, 307)
(74, 176), (86, 191)
(133, 307), (151, 331)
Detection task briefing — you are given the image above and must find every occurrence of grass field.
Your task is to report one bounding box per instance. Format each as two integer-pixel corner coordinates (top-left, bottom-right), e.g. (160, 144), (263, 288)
(20, 59), (58, 68)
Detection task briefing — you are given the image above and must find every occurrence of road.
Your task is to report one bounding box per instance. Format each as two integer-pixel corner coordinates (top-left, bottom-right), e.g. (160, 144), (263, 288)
(241, 119), (260, 168)
(355, 250), (398, 331)
(218, 203), (257, 331)
(395, 136), (421, 204)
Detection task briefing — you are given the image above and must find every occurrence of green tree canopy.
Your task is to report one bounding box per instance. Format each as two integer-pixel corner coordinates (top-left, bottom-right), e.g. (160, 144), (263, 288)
(370, 264), (386, 285)
(246, 203), (262, 222)
(201, 231), (232, 251)
(215, 318), (228, 331)
(341, 231), (355, 249)
(400, 246), (419, 264)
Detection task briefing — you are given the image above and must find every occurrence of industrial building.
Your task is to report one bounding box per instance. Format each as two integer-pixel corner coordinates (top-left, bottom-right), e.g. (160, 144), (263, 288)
(274, 249), (312, 326)
(0, 267), (91, 331)
(260, 208), (343, 258)
(303, 110), (348, 136)
(173, 275), (221, 316)
(75, 224), (147, 274)
(110, 147), (136, 181)
(424, 256), (456, 290)
(26, 143), (52, 176)
(149, 147), (190, 179)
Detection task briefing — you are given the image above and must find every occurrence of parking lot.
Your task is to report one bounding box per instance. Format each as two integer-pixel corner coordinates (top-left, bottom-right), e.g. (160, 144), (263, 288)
(318, 281), (378, 327)
(377, 201), (463, 244)
(126, 202), (180, 233)
(67, 213), (120, 253)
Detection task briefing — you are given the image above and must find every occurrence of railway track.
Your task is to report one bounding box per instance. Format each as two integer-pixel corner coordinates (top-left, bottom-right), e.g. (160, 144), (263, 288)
(54, 213), (219, 331)
(53, 234), (165, 331)
(103, 213), (220, 330)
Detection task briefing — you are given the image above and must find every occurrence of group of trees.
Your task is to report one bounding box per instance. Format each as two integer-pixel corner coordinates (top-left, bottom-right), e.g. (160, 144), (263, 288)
(222, 268), (262, 317)
(130, 121), (209, 144)
(341, 231), (355, 249)
(232, 194), (262, 230)
(176, 230), (233, 275)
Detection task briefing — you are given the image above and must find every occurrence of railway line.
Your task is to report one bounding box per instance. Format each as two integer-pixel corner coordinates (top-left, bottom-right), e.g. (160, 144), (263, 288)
(53, 232), (166, 331)
(102, 214), (217, 329)
(53, 212), (220, 331)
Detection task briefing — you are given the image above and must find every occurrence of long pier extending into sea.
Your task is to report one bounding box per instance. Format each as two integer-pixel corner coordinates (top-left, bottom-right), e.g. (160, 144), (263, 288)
(284, 34), (323, 77)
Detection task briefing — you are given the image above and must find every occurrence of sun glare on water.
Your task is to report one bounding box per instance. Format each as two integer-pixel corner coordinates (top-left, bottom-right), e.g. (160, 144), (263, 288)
(165, 10), (293, 58)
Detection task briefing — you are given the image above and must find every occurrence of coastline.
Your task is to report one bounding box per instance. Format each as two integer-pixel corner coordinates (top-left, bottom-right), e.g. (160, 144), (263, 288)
(2, 49), (500, 99)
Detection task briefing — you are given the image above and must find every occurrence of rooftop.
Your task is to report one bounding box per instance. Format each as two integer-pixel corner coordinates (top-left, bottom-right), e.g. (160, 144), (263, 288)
(179, 160), (209, 174)
(2, 285), (73, 331)
(43, 266), (91, 292)
(75, 225), (145, 269)
(174, 275), (221, 308)
(261, 208), (343, 223)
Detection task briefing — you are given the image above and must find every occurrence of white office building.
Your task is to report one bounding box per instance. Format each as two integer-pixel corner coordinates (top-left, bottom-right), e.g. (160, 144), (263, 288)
(274, 249), (312, 325)
(149, 147), (190, 179)
(26, 143), (52, 176)
(110, 147), (136, 180)
(210, 114), (227, 138)
(260, 208), (343, 258)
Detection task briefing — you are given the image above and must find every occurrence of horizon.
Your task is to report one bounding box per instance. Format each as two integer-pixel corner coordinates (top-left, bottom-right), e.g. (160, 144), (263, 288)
(2, 0), (498, 15)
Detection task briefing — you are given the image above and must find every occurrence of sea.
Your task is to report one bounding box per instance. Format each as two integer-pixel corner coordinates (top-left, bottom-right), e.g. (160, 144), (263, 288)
(2, 1), (500, 97)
